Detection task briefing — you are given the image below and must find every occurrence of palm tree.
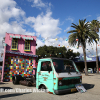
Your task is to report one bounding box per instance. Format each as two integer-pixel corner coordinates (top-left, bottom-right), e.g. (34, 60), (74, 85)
(67, 19), (99, 75)
(89, 20), (100, 74)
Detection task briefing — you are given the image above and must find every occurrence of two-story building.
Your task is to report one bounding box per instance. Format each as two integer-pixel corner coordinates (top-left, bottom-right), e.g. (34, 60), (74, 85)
(1, 32), (38, 82)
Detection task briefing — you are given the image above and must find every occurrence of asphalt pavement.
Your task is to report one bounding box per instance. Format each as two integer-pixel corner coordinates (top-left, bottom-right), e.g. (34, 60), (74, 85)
(0, 73), (100, 100)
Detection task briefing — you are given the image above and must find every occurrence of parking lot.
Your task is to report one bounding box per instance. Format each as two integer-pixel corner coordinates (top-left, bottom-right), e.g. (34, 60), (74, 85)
(0, 73), (100, 100)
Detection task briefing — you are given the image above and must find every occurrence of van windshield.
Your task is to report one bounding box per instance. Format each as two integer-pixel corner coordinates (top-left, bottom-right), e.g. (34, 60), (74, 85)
(52, 59), (77, 73)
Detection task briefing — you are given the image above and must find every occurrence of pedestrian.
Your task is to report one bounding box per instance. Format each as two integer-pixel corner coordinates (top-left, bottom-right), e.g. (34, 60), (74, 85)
(84, 68), (86, 75)
(94, 67), (96, 73)
(91, 68), (93, 73)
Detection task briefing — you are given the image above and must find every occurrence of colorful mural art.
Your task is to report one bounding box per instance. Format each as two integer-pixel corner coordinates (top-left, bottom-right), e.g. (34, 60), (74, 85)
(4, 56), (33, 81)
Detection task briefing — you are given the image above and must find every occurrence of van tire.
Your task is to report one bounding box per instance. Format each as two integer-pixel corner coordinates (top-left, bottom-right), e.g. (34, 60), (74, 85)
(40, 85), (47, 92)
(12, 75), (22, 84)
(41, 85), (46, 89)
(12, 76), (18, 84)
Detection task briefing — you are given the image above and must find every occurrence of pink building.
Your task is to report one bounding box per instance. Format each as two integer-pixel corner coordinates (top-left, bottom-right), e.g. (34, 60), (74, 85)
(1, 32), (38, 82)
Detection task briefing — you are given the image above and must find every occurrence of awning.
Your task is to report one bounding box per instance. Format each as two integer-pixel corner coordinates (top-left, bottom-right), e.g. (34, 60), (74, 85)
(23, 37), (33, 40)
(6, 50), (38, 57)
(10, 35), (33, 40)
(10, 35), (21, 39)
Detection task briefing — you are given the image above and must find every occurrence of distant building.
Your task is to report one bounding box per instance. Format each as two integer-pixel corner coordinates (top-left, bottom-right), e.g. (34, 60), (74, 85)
(73, 55), (100, 72)
(1, 32), (38, 82)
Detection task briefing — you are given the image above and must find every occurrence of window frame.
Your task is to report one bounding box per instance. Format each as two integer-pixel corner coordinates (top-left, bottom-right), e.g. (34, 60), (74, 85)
(11, 38), (18, 50)
(24, 40), (31, 51)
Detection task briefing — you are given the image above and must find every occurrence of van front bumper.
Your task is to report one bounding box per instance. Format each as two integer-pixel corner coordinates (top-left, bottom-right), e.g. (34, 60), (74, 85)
(54, 88), (77, 95)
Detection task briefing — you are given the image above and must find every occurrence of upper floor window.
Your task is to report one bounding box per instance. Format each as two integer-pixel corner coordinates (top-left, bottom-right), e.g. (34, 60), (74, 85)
(24, 40), (30, 51)
(11, 38), (18, 50)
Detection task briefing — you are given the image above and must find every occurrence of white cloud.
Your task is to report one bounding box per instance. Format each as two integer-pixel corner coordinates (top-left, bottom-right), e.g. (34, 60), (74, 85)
(69, 41), (100, 57)
(0, 0), (37, 54)
(36, 38), (44, 48)
(64, 27), (70, 32)
(32, 0), (46, 7)
(0, 0), (16, 9)
(84, 15), (91, 19)
(66, 17), (74, 22)
(97, 16), (100, 22)
(0, 0), (25, 24)
(25, 11), (61, 38)
(27, 0), (52, 11)
(25, 17), (35, 24)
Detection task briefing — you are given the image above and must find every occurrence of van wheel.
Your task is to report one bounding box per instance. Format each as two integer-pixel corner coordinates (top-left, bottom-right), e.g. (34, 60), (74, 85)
(12, 75), (22, 84)
(12, 77), (16, 84)
(41, 85), (46, 89)
(40, 85), (47, 92)
(12, 76), (18, 84)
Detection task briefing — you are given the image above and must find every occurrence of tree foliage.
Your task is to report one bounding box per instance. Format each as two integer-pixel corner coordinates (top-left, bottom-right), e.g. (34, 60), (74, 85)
(67, 19), (99, 75)
(89, 20), (100, 74)
(36, 45), (80, 62)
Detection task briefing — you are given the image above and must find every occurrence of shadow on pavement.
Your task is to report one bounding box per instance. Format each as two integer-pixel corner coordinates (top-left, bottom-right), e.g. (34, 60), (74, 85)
(0, 87), (13, 90)
(82, 83), (95, 90)
(57, 83), (94, 96)
(88, 75), (94, 76)
(0, 82), (8, 84)
(0, 82), (5, 84)
(0, 92), (31, 99)
(57, 91), (78, 96)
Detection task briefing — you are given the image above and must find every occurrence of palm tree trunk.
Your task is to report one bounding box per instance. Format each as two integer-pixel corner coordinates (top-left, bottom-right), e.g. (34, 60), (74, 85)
(83, 45), (88, 75)
(96, 42), (99, 74)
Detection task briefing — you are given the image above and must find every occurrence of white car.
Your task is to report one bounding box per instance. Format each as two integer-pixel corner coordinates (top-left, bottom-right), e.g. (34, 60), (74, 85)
(88, 68), (93, 73)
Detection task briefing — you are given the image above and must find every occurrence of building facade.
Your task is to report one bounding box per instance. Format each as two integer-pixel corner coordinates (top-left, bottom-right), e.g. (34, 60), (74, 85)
(1, 32), (38, 82)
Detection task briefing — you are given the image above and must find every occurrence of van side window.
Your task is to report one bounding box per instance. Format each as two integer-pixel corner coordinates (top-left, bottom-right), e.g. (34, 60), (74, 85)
(41, 61), (52, 71)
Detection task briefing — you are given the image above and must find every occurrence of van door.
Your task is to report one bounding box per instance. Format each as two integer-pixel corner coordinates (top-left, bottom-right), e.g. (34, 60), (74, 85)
(37, 60), (54, 92)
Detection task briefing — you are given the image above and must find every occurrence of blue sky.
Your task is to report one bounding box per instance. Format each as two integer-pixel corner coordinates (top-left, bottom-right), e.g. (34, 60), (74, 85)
(14, 0), (100, 36)
(0, 0), (100, 60)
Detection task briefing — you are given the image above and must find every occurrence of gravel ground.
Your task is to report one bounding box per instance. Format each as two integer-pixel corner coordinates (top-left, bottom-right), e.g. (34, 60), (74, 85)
(0, 73), (100, 100)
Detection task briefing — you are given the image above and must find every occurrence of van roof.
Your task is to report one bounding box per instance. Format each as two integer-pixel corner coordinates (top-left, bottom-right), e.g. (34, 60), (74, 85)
(39, 57), (72, 61)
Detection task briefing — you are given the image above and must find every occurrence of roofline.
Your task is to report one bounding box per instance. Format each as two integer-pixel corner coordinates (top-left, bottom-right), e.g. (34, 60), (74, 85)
(6, 32), (37, 37)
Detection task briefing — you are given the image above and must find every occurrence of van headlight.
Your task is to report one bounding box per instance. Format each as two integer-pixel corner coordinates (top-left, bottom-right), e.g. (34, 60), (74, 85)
(59, 81), (62, 86)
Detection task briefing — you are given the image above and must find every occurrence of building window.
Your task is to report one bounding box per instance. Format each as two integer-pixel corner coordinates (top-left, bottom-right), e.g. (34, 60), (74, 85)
(11, 38), (18, 50)
(24, 40), (30, 51)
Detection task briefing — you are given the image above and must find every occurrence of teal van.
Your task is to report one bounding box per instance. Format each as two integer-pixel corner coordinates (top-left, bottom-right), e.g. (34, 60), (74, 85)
(36, 57), (82, 94)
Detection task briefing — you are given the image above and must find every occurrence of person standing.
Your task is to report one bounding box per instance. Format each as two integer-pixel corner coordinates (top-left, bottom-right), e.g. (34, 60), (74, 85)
(84, 68), (86, 75)
(94, 67), (96, 73)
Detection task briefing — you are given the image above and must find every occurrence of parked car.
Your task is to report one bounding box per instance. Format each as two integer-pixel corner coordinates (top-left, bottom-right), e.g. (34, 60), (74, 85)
(99, 68), (100, 73)
(88, 68), (93, 73)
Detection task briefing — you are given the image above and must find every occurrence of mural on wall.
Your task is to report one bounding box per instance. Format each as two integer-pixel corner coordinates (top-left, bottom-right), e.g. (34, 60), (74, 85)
(4, 56), (33, 81)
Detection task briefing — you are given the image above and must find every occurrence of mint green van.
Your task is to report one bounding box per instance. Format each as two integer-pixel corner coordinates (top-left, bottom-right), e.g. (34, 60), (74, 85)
(36, 58), (82, 94)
